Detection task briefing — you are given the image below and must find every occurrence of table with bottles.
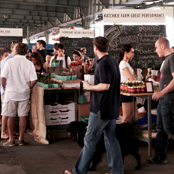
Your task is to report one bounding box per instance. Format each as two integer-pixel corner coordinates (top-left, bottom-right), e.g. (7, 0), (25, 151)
(121, 80), (154, 156)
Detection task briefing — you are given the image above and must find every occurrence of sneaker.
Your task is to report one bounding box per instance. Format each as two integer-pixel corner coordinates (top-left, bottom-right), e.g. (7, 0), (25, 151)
(146, 159), (168, 164)
(18, 140), (26, 146)
(146, 159), (159, 164)
(3, 140), (15, 147)
(159, 159), (168, 164)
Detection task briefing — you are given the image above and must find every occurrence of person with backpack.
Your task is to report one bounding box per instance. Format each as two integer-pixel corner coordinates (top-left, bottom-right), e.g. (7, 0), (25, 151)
(50, 43), (71, 72)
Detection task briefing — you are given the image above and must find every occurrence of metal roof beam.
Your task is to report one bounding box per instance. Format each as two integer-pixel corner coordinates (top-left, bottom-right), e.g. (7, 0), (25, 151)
(0, 13), (55, 20)
(0, 0), (87, 8)
(0, 6), (74, 15)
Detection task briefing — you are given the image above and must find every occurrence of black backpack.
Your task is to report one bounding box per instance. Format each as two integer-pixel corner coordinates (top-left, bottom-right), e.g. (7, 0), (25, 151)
(54, 54), (68, 68)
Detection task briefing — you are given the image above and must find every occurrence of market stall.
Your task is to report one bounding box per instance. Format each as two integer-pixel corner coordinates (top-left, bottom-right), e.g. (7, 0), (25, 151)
(28, 81), (79, 144)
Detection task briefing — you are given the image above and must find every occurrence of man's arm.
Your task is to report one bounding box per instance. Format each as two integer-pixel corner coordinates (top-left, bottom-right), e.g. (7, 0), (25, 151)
(30, 80), (37, 89)
(49, 56), (54, 66)
(83, 81), (110, 91)
(152, 72), (174, 101)
(1, 77), (6, 91)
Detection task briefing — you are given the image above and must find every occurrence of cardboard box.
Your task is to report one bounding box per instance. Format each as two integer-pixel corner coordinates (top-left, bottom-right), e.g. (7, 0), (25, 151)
(63, 81), (80, 88)
(46, 110), (75, 125)
(84, 74), (94, 85)
(51, 78), (82, 89)
(59, 110), (75, 118)
(44, 102), (75, 112)
(59, 102), (75, 111)
(44, 104), (61, 112)
(45, 111), (60, 119)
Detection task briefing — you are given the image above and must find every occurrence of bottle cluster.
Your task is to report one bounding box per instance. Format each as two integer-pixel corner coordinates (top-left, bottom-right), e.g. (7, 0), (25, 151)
(121, 80), (145, 93)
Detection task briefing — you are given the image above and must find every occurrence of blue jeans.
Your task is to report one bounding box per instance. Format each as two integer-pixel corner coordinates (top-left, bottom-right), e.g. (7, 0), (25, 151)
(153, 97), (174, 161)
(72, 111), (124, 174)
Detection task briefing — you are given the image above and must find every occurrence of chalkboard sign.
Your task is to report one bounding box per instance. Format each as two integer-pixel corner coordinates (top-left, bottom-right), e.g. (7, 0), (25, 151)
(0, 37), (22, 50)
(104, 25), (166, 69)
(60, 38), (94, 59)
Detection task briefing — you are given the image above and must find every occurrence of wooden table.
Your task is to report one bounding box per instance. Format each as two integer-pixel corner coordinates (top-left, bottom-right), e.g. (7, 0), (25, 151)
(121, 92), (154, 156)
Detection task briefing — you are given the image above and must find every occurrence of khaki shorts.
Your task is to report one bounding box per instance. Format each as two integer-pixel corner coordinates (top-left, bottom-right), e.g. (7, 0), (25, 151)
(1, 94), (4, 102)
(1, 96), (30, 117)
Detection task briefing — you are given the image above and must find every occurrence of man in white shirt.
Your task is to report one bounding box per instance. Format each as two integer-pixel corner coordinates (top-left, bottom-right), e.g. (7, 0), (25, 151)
(0, 41), (20, 140)
(1, 43), (37, 146)
(50, 43), (71, 72)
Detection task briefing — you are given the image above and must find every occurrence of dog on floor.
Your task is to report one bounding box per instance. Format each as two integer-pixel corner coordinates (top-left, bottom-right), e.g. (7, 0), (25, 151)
(67, 121), (142, 171)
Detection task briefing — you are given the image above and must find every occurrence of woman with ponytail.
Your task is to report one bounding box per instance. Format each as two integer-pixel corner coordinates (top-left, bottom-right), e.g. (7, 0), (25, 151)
(118, 44), (139, 123)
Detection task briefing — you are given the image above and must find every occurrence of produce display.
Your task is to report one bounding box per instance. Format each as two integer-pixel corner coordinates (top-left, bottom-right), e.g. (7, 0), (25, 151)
(70, 61), (82, 66)
(121, 80), (146, 93)
(54, 72), (77, 81)
(37, 74), (61, 88)
(51, 59), (61, 66)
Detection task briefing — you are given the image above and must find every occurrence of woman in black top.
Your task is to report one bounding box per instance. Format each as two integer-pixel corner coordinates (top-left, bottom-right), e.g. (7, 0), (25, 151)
(30, 52), (46, 76)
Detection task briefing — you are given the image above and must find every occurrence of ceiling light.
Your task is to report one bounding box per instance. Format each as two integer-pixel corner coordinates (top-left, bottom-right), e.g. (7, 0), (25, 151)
(3, 14), (8, 19)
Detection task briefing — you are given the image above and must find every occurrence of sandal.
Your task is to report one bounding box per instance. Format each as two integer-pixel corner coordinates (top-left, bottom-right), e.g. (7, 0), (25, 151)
(1, 136), (9, 140)
(62, 170), (73, 174)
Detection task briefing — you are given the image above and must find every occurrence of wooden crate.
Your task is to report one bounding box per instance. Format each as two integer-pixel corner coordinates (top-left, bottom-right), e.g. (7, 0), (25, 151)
(77, 103), (90, 121)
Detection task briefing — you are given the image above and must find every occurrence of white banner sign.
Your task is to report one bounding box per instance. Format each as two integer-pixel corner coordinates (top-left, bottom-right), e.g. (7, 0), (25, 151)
(103, 9), (166, 23)
(0, 28), (23, 36)
(59, 29), (94, 37)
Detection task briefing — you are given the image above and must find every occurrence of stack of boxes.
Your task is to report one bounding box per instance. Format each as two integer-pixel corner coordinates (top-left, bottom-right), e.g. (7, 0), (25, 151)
(44, 102), (75, 126)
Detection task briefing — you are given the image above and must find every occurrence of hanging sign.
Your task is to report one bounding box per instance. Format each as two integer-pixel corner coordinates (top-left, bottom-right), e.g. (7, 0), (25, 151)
(0, 28), (23, 36)
(103, 9), (166, 23)
(59, 29), (94, 37)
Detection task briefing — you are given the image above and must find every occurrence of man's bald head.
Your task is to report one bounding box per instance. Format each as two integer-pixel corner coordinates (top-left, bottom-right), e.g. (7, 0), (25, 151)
(155, 37), (172, 57)
(156, 37), (170, 48)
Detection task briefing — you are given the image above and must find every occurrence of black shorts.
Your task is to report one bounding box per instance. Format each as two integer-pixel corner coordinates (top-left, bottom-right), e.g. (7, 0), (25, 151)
(120, 94), (133, 103)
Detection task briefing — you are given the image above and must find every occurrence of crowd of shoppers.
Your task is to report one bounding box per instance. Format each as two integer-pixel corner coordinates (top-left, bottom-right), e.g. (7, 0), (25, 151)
(1, 36), (174, 174)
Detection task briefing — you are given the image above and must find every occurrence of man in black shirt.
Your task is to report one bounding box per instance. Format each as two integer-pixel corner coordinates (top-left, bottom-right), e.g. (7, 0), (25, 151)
(64, 37), (123, 174)
(36, 40), (47, 62)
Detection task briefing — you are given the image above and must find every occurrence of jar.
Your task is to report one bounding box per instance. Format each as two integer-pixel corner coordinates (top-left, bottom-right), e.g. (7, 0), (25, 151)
(129, 87), (134, 93)
(132, 81), (136, 87)
(137, 86), (141, 93)
(141, 86), (145, 93)
(136, 81), (139, 87)
(122, 81), (125, 92)
(125, 82), (128, 92)
(128, 86), (131, 93)
(120, 82), (123, 92)
(132, 87), (136, 93)
(133, 86), (137, 93)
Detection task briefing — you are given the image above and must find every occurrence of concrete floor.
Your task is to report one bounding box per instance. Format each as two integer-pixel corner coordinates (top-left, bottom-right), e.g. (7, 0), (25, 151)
(0, 132), (174, 174)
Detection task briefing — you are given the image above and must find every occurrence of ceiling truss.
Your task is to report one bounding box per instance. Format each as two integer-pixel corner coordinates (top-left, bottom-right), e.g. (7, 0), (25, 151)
(0, 0), (173, 38)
